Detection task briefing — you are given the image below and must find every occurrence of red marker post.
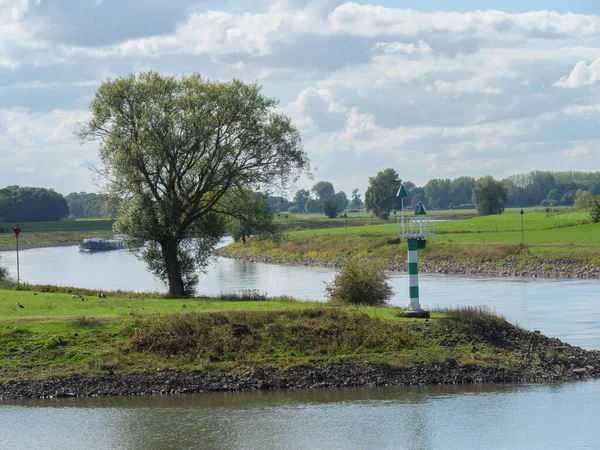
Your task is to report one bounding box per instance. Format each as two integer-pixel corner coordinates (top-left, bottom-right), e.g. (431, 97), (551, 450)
(13, 225), (21, 284)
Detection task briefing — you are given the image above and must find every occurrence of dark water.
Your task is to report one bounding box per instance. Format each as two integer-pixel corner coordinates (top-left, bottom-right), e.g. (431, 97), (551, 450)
(1, 246), (600, 449)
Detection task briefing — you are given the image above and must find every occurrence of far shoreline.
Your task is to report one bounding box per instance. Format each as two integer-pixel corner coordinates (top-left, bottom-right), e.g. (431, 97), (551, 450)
(215, 247), (600, 280)
(0, 241), (82, 252)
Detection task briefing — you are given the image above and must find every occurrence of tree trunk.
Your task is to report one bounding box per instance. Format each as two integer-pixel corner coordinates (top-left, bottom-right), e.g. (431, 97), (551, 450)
(161, 240), (186, 297)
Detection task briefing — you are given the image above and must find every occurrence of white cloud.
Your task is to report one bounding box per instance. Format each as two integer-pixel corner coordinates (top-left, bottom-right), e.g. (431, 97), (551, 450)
(563, 104), (600, 117)
(554, 58), (600, 88)
(0, 0), (46, 68)
(372, 40), (432, 55)
(4, 2), (600, 193)
(429, 79), (502, 95)
(328, 5), (600, 40)
(0, 108), (99, 192)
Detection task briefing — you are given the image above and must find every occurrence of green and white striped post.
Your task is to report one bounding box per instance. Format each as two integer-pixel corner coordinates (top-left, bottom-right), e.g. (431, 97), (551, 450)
(407, 238), (421, 311)
(398, 194), (431, 318)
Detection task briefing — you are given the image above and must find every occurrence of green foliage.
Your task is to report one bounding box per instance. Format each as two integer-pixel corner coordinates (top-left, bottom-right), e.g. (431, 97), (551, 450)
(365, 168), (401, 220)
(291, 189), (310, 213)
(224, 190), (278, 244)
(0, 186), (69, 222)
(321, 196), (341, 218)
(304, 198), (321, 213)
(326, 259), (393, 306)
(65, 192), (113, 219)
(574, 189), (594, 210)
(449, 177), (476, 208)
(472, 176), (509, 216)
(78, 72), (309, 296)
(335, 191), (348, 211)
(590, 197), (600, 223)
(424, 178), (451, 209)
(311, 181), (335, 202)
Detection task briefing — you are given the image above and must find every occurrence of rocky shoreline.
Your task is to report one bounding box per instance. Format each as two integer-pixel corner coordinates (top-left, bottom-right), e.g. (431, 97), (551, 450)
(2, 328), (600, 400)
(1, 358), (599, 400)
(215, 249), (600, 280)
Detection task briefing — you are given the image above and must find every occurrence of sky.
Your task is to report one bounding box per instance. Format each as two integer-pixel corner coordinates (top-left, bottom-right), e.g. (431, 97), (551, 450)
(1, 0), (600, 198)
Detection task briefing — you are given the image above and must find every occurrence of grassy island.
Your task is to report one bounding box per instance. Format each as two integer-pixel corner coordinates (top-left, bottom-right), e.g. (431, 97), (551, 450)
(0, 287), (598, 399)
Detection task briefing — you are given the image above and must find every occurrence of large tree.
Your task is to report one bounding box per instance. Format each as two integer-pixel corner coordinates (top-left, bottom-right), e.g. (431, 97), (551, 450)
(311, 181), (335, 202)
(79, 72), (309, 296)
(290, 189), (310, 213)
(449, 176), (475, 207)
(424, 178), (451, 209)
(472, 176), (508, 216)
(365, 168), (401, 220)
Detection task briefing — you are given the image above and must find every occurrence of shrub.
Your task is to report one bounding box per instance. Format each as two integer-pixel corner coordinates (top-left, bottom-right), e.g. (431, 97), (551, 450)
(325, 259), (393, 306)
(590, 197), (600, 223)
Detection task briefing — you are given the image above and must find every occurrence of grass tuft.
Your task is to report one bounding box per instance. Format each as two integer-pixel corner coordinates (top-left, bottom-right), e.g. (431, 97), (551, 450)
(434, 305), (504, 321)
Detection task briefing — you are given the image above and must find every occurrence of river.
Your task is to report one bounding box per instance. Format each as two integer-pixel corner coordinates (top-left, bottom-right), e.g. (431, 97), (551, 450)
(1, 245), (600, 449)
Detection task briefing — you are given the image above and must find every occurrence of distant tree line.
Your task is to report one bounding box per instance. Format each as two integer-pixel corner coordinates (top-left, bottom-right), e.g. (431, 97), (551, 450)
(0, 186), (69, 223)
(0, 187), (122, 223)
(282, 170), (600, 219)
(286, 181), (354, 218)
(5, 169), (600, 224)
(64, 192), (113, 219)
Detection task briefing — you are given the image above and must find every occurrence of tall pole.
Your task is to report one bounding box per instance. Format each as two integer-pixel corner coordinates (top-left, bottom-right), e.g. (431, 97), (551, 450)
(16, 234), (19, 285)
(520, 209), (524, 245)
(407, 239), (421, 311)
(13, 224), (21, 285)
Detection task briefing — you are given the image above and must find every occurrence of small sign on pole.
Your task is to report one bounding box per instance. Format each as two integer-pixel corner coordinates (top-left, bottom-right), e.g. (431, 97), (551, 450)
(13, 224), (21, 284)
(520, 209), (524, 245)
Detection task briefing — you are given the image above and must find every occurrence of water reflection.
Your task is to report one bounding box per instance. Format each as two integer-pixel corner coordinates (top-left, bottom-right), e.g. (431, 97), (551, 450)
(2, 381), (600, 449)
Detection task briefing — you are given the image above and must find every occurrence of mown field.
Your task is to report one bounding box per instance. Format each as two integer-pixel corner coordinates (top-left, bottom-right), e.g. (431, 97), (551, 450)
(229, 208), (600, 262)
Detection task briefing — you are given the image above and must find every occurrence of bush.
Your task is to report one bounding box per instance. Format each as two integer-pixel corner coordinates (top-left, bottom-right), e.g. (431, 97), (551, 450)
(590, 197), (600, 223)
(325, 259), (393, 306)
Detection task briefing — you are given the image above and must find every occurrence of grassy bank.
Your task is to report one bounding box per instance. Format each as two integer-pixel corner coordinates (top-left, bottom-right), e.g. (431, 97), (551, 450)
(0, 289), (569, 385)
(223, 209), (600, 267)
(0, 219), (114, 250)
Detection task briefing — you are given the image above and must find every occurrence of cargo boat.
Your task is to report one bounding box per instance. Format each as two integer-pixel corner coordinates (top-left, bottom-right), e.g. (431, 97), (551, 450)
(79, 237), (125, 252)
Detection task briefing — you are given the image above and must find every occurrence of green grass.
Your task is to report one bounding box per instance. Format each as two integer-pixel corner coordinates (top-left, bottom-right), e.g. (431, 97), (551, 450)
(0, 289), (320, 321)
(0, 219), (114, 233)
(223, 209), (600, 265)
(0, 289), (541, 383)
(0, 219), (114, 250)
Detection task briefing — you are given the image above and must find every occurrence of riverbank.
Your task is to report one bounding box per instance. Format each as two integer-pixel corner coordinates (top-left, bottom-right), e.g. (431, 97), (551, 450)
(216, 248), (600, 279)
(0, 295), (599, 399)
(216, 236), (600, 279)
(2, 353), (598, 399)
(0, 231), (112, 252)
